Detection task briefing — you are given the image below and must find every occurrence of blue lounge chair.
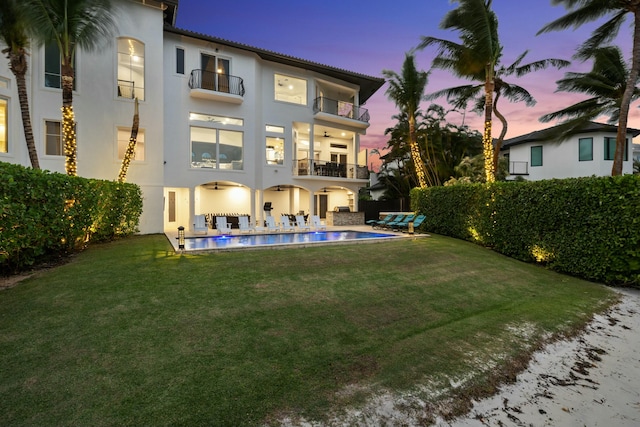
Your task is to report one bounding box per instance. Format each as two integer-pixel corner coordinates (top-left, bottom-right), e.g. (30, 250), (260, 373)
(374, 214), (404, 229)
(366, 214), (393, 227)
(386, 214), (415, 230)
(399, 214), (426, 232)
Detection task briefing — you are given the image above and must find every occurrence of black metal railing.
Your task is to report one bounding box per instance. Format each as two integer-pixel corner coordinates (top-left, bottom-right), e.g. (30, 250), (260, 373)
(117, 79), (135, 99)
(510, 161), (529, 175)
(188, 70), (245, 97)
(313, 97), (370, 123)
(295, 159), (369, 179)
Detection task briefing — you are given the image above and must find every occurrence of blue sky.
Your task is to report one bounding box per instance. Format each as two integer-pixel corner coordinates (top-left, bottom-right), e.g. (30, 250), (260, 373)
(175, 0), (635, 153)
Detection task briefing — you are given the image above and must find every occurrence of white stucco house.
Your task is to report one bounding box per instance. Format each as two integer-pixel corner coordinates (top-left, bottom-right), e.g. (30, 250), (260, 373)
(501, 121), (639, 181)
(0, 0), (384, 234)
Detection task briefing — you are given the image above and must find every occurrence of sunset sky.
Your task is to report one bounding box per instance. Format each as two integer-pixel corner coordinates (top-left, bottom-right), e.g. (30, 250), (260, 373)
(174, 0), (636, 157)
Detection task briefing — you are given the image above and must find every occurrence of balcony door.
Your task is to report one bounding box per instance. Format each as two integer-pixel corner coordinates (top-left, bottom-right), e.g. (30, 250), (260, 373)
(201, 54), (230, 92)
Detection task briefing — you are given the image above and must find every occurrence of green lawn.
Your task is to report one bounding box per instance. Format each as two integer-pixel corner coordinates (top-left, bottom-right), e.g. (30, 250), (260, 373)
(0, 234), (616, 426)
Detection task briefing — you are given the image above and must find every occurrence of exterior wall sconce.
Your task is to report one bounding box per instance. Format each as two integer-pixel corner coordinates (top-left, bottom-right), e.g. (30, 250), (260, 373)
(178, 226), (185, 250)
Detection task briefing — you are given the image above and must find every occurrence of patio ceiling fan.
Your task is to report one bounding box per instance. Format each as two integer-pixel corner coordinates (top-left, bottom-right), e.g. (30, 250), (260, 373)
(204, 182), (225, 190)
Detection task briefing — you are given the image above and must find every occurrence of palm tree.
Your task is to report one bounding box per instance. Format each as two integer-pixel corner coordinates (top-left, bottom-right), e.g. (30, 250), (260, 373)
(382, 53), (431, 188)
(539, 47), (640, 138)
(538, 0), (640, 176)
(427, 51), (570, 173)
(22, 0), (118, 176)
(419, 0), (500, 183)
(0, 0), (39, 168)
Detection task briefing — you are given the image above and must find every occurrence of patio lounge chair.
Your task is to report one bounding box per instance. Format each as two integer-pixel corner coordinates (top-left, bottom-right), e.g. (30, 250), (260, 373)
(238, 216), (255, 233)
(387, 214), (415, 230)
(295, 215), (310, 231)
(280, 215), (295, 232)
(373, 214), (404, 229)
(367, 214), (392, 227)
(265, 216), (280, 232)
(193, 214), (208, 234)
(399, 214), (426, 232)
(310, 215), (326, 231)
(215, 216), (232, 235)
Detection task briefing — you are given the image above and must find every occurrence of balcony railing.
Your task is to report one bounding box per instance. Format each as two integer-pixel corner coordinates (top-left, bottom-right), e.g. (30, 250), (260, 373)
(510, 161), (529, 175)
(188, 70), (245, 97)
(117, 79), (135, 99)
(294, 159), (369, 179)
(313, 97), (370, 123)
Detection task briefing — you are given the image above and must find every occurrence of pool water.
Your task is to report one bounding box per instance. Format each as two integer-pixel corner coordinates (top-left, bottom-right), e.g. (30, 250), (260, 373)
(180, 230), (397, 251)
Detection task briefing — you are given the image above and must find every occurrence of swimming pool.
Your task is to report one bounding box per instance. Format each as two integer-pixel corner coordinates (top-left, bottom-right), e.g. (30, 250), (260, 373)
(177, 230), (399, 251)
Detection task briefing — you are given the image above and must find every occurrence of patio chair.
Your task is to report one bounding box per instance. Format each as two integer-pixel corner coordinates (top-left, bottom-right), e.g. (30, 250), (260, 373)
(399, 214), (426, 232)
(373, 214), (404, 229)
(387, 214), (415, 230)
(238, 216), (255, 234)
(295, 215), (310, 231)
(215, 216), (232, 235)
(310, 215), (327, 231)
(193, 214), (208, 234)
(280, 215), (295, 232)
(265, 216), (280, 232)
(366, 213), (392, 227)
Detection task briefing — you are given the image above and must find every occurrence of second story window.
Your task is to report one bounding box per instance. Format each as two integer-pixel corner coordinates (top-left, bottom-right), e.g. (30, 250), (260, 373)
(0, 98), (7, 153)
(274, 74), (307, 105)
(45, 43), (75, 89)
(176, 47), (185, 75)
(117, 38), (145, 100)
(266, 125), (285, 165)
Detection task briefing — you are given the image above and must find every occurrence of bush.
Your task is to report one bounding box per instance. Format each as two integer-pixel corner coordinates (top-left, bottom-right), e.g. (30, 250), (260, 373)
(1, 162), (142, 274)
(411, 175), (640, 286)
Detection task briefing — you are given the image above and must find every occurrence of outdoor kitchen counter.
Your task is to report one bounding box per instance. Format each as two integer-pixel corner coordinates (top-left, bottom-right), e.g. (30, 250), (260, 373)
(325, 211), (365, 226)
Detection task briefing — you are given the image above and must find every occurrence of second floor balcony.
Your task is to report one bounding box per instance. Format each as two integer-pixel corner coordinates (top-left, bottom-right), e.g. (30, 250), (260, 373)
(189, 70), (245, 104)
(313, 97), (370, 129)
(294, 159), (369, 180)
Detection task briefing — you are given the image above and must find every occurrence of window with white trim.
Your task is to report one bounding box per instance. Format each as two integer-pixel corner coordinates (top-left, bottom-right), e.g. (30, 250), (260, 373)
(0, 98), (7, 153)
(190, 113), (243, 169)
(274, 73), (307, 105)
(117, 38), (145, 100)
(117, 127), (145, 161)
(45, 120), (63, 156)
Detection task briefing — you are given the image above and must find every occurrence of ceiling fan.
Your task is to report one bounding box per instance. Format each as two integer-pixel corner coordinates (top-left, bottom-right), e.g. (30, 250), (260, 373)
(323, 131), (332, 138)
(204, 182), (225, 190)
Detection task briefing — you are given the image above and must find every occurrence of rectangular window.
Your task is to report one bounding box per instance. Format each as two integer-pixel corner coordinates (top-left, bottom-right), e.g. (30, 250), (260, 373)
(45, 43), (75, 89)
(191, 126), (243, 170)
(274, 73), (307, 105)
(189, 113), (243, 126)
(0, 98), (7, 153)
(117, 128), (145, 161)
(45, 120), (63, 156)
(117, 38), (145, 100)
(531, 145), (543, 167)
(266, 137), (284, 165)
(604, 137), (628, 161)
(578, 137), (593, 161)
(176, 47), (185, 75)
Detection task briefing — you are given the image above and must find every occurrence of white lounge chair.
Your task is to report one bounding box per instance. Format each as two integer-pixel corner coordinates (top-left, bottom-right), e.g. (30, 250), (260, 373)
(238, 216), (255, 234)
(193, 214), (208, 234)
(265, 216), (279, 232)
(295, 215), (310, 231)
(310, 215), (326, 231)
(280, 215), (295, 232)
(215, 216), (232, 234)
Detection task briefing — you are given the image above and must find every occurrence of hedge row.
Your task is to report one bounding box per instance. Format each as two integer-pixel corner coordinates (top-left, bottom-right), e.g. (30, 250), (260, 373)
(411, 175), (640, 286)
(1, 162), (143, 274)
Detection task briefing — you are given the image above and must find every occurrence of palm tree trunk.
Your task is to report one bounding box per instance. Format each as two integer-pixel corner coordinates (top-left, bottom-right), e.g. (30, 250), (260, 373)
(8, 50), (39, 169)
(118, 98), (139, 183)
(483, 65), (495, 183)
(61, 61), (77, 176)
(409, 114), (429, 187)
(613, 10), (640, 176)
(492, 91), (507, 175)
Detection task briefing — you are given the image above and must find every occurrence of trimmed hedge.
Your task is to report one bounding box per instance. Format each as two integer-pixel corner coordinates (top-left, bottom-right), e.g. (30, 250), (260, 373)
(411, 175), (640, 286)
(1, 162), (143, 274)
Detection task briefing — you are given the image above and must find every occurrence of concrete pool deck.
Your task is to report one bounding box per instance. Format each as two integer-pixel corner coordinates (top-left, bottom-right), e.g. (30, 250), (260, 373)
(164, 224), (428, 253)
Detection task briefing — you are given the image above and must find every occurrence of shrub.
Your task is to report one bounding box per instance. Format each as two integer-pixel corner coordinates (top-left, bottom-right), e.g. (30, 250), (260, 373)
(411, 175), (640, 286)
(0, 162), (142, 274)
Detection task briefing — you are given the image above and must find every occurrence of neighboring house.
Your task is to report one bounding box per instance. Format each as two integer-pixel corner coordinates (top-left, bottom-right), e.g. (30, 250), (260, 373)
(0, 0), (383, 233)
(500, 121), (639, 181)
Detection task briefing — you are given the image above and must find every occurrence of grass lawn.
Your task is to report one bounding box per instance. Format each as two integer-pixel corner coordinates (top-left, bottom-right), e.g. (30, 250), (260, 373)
(0, 234), (616, 426)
